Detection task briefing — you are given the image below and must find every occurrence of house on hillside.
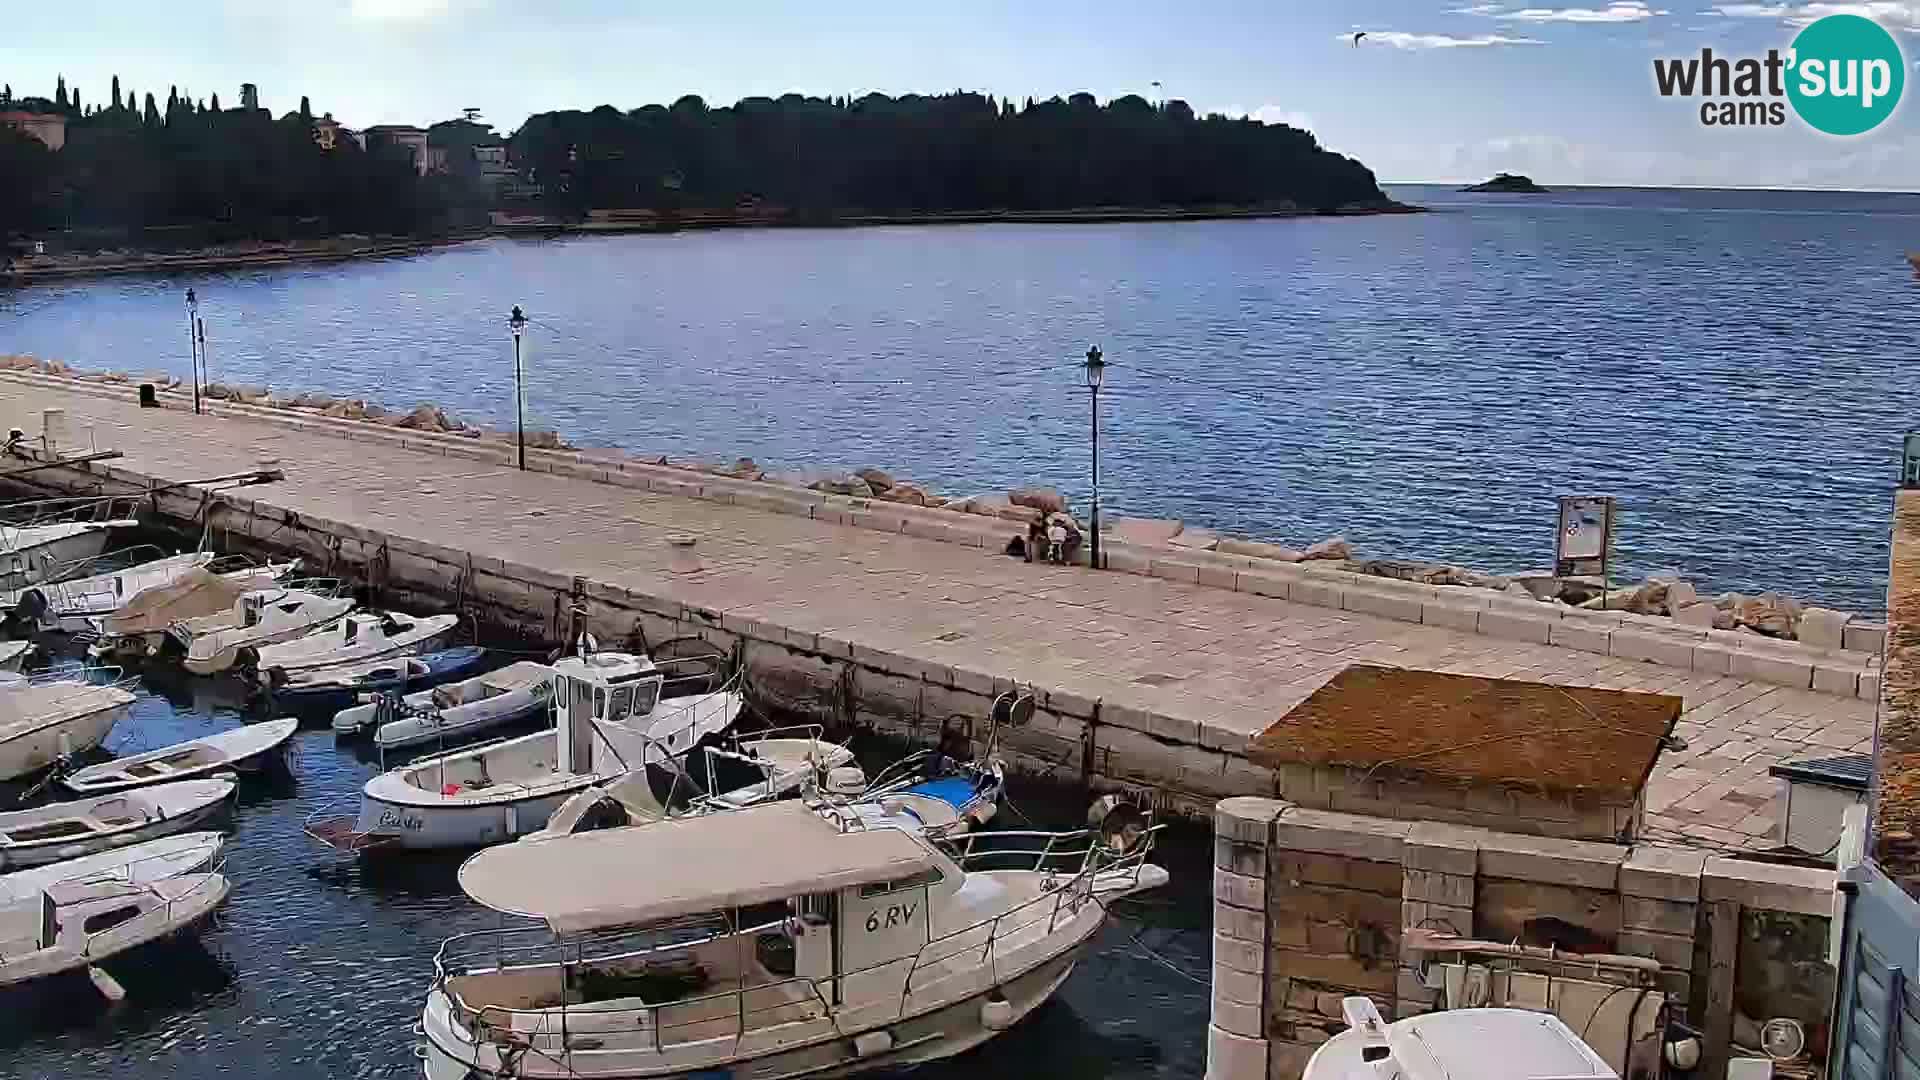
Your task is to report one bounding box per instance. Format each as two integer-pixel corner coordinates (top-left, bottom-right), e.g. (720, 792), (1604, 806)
(364, 124), (430, 173)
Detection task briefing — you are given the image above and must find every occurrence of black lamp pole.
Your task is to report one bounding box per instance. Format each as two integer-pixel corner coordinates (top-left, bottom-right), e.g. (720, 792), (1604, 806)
(1084, 345), (1106, 570)
(185, 288), (201, 415)
(508, 305), (528, 470)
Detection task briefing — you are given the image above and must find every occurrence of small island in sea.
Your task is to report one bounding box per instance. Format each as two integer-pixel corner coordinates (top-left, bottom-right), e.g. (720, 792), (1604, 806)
(1461, 173), (1549, 193)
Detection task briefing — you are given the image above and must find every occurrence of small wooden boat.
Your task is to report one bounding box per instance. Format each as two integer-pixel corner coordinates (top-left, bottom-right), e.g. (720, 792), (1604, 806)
(0, 675), (137, 782)
(0, 778), (235, 870)
(243, 611), (459, 682)
(173, 587), (356, 675)
(0, 872), (230, 988)
(60, 718), (299, 795)
(330, 659), (550, 746)
(0, 831), (224, 904)
(267, 645), (489, 712)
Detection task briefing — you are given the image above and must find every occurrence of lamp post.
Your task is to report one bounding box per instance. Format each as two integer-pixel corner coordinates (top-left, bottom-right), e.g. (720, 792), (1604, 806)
(1083, 345), (1106, 570)
(185, 288), (201, 415)
(508, 305), (528, 470)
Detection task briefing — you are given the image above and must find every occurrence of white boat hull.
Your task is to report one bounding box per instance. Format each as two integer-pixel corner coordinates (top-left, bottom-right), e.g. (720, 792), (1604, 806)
(0, 524), (128, 593)
(0, 699), (130, 782)
(354, 779), (599, 851)
(0, 873), (230, 988)
(62, 718), (299, 795)
(181, 614), (347, 675)
(0, 783), (234, 870)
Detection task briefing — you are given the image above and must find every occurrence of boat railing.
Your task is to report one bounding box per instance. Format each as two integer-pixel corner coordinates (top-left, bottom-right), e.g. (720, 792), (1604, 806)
(654, 653), (732, 698)
(7, 660), (136, 691)
(0, 494), (142, 533)
(278, 576), (350, 599)
(20, 544), (178, 596)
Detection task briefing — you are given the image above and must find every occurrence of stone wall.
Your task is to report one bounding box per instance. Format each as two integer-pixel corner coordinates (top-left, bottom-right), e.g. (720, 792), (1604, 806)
(1210, 797), (1838, 1080)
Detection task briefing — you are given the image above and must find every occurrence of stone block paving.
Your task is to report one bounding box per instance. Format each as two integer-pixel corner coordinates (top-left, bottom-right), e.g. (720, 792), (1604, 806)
(2, 379), (1877, 850)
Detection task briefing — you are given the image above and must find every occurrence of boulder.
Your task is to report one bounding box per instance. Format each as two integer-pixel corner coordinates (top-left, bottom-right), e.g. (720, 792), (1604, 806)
(727, 457), (763, 480)
(809, 474), (874, 498)
(1110, 517), (1183, 546)
(1797, 606), (1852, 651)
(1673, 600), (1719, 629)
(881, 483), (930, 506)
(203, 382), (235, 400)
(0, 355), (39, 371)
(522, 430), (567, 450)
(854, 467), (895, 494)
(397, 404), (451, 432)
(1217, 538), (1306, 563)
(322, 400), (368, 420)
(1503, 582), (1539, 600)
(1166, 527), (1220, 552)
(1008, 487), (1068, 515)
(100, 371), (129, 384)
(46, 359), (71, 376)
(1664, 580), (1698, 612)
(1301, 536), (1353, 562)
(1735, 592), (1801, 638)
(1358, 559), (1494, 587)
(234, 385), (272, 405)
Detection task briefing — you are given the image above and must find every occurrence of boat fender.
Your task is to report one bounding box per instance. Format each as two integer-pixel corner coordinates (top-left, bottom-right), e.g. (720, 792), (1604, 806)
(980, 996), (1015, 1031)
(87, 965), (127, 1003)
(852, 1031), (894, 1057)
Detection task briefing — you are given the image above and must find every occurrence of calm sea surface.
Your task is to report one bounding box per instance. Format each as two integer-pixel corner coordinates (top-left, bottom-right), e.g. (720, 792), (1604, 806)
(6, 184), (1920, 610)
(0, 635), (1212, 1080)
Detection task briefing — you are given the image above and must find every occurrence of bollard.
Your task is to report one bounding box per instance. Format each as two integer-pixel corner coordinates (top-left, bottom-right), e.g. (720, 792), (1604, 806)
(667, 537), (702, 574)
(138, 383), (159, 408)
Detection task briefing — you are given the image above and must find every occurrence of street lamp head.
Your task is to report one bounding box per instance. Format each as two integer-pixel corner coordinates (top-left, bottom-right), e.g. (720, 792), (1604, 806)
(508, 305), (527, 337)
(1083, 345), (1105, 390)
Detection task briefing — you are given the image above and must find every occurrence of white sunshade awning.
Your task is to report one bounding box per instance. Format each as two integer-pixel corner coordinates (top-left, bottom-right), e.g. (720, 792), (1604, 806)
(457, 802), (937, 934)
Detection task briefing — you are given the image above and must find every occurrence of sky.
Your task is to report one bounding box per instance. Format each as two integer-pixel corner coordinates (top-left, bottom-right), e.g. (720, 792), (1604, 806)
(7, 0), (1920, 189)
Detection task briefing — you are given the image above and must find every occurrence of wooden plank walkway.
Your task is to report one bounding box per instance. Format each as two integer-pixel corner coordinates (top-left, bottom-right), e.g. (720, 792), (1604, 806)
(0, 377), (1875, 849)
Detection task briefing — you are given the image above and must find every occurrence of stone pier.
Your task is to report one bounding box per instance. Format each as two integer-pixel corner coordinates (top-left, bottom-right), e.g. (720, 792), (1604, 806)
(0, 371), (1882, 837)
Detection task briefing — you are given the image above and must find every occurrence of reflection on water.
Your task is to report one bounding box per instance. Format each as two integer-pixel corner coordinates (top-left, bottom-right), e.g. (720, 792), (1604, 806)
(0, 635), (1210, 1080)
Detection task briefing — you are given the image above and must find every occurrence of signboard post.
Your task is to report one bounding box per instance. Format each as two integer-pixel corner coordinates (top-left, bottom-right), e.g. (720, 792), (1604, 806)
(1555, 496), (1618, 603)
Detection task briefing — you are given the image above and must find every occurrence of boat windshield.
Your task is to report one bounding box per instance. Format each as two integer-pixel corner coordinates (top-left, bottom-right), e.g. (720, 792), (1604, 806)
(608, 684), (633, 720)
(632, 678), (660, 716)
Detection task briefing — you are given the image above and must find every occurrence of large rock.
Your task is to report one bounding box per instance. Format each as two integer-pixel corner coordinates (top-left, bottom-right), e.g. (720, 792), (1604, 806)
(1008, 487), (1068, 515)
(880, 483), (930, 506)
(1166, 527), (1220, 551)
(1664, 580), (1698, 612)
(234, 385), (272, 405)
(1301, 536), (1353, 562)
(46, 359), (71, 376)
(1358, 559), (1501, 587)
(522, 430), (567, 450)
(1217, 538), (1306, 563)
(1673, 600), (1719, 629)
(809, 474), (874, 498)
(203, 382), (234, 400)
(727, 457), (763, 480)
(396, 404), (451, 432)
(854, 468), (895, 494)
(1798, 606), (1852, 651)
(1736, 592), (1801, 638)
(322, 400), (369, 420)
(1109, 517), (1182, 546)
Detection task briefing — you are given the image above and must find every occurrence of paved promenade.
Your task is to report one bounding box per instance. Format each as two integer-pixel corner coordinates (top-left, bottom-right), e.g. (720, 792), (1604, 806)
(0, 378), (1876, 850)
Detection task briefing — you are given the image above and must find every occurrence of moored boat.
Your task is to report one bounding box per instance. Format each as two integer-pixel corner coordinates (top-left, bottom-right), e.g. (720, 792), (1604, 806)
(305, 650), (743, 852)
(1304, 997), (1618, 1080)
(0, 518), (139, 593)
(0, 673), (137, 782)
(268, 645), (489, 713)
(242, 611), (459, 684)
(60, 718), (299, 795)
(172, 587), (356, 675)
(0, 778), (235, 870)
(335, 660), (551, 749)
(0, 831), (224, 904)
(85, 562), (303, 660)
(0, 871), (230, 988)
(417, 797), (1166, 1079)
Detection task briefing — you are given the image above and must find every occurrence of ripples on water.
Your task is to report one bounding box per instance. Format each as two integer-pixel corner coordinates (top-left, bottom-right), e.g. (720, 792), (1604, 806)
(5, 185), (1917, 610)
(0, 641), (1211, 1080)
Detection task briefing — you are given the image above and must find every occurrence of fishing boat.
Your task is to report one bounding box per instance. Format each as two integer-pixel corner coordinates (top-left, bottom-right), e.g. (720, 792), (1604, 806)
(6, 548), (211, 633)
(305, 650), (743, 852)
(267, 645), (489, 713)
(0, 871), (230, 988)
(331, 660), (551, 748)
(85, 562), (303, 659)
(241, 611), (459, 683)
(417, 797), (1166, 1079)
(0, 518), (140, 593)
(1305, 997), (1617, 1080)
(171, 587), (356, 675)
(0, 831), (224, 904)
(60, 718), (299, 795)
(0, 674), (137, 782)
(0, 778), (235, 870)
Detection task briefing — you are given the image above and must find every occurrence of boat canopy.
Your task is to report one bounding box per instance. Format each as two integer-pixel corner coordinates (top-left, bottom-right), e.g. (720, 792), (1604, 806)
(457, 802), (936, 934)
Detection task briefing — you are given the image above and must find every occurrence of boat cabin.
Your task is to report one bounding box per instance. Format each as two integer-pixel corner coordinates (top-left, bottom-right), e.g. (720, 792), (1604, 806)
(549, 652), (665, 773)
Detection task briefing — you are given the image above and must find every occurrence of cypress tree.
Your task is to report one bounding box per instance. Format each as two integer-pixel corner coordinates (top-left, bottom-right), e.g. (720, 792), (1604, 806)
(210, 92), (221, 112)
(143, 92), (160, 127)
(55, 76), (67, 109)
(111, 75), (121, 111)
(299, 95), (313, 124)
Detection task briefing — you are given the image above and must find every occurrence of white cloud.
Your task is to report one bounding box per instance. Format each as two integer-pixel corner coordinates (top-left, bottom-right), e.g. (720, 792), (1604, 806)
(1706, 2), (1920, 28)
(1502, 2), (1668, 21)
(1345, 31), (1548, 47)
(1451, 3), (1508, 12)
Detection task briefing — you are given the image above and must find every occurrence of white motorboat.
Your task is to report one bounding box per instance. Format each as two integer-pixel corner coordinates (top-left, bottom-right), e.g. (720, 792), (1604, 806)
(171, 587), (355, 675)
(243, 611), (459, 683)
(0, 518), (139, 592)
(0, 831), (224, 904)
(0, 640), (31, 672)
(85, 562), (301, 659)
(418, 798), (1167, 1080)
(0, 675), (137, 782)
(306, 651), (743, 852)
(61, 718), (299, 795)
(1306, 997), (1617, 1080)
(0, 778), (235, 870)
(7, 549), (211, 633)
(332, 660), (553, 749)
(0, 872), (230, 987)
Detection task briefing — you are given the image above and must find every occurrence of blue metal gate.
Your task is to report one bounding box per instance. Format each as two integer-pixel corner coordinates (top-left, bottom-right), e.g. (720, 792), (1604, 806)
(1833, 863), (1920, 1080)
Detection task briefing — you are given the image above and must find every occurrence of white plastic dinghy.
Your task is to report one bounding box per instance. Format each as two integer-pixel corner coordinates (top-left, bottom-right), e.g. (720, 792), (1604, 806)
(247, 611), (458, 680)
(0, 778), (235, 870)
(0, 831), (224, 904)
(61, 719), (298, 795)
(1305, 997), (1617, 1080)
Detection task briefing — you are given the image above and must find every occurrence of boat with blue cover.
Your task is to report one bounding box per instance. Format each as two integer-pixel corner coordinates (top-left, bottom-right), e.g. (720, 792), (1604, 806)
(263, 645), (489, 711)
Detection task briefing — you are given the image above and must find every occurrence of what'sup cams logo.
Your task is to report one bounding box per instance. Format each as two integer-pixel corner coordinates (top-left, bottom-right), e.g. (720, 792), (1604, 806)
(1654, 13), (1905, 135)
